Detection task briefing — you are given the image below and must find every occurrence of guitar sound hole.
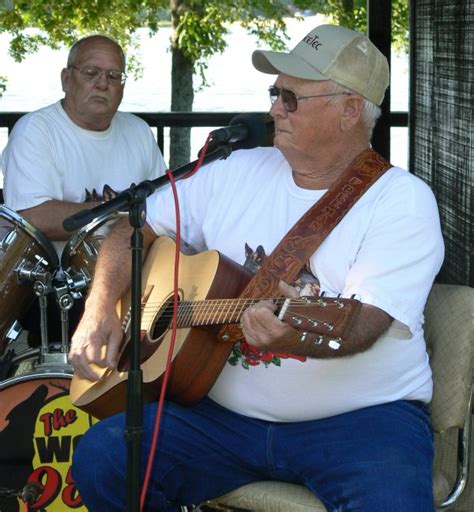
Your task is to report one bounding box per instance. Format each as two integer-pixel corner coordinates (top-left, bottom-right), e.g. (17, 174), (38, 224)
(150, 296), (178, 340)
(117, 295), (181, 371)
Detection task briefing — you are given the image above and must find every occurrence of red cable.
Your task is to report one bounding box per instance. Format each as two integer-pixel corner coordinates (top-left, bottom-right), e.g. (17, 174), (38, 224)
(140, 132), (214, 510)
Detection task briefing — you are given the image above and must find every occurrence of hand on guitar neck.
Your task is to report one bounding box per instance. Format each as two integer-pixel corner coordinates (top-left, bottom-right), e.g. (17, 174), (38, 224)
(240, 280), (391, 358)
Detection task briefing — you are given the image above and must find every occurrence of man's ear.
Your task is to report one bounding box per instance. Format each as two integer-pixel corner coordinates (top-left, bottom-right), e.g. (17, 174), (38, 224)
(60, 68), (70, 93)
(340, 94), (364, 131)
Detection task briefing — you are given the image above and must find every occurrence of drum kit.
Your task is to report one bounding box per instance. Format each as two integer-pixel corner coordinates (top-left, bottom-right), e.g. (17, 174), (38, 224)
(0, 205), (233, 512)
(0, 205), (118, 512)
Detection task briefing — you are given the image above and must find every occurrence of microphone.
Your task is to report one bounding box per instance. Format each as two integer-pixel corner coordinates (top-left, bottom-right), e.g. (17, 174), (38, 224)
(20, 481), (43, 504)
(209, 113), (267, 149)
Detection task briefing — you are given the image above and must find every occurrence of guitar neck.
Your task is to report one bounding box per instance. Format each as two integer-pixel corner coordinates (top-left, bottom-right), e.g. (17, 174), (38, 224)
(177, 297), (286, 327)
(169, 295), (361, 340)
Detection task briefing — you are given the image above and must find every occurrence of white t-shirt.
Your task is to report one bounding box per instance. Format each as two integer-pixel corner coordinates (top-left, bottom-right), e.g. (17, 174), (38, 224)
(2, 101), (167, 255)
(2, 100), (166, 208)
(146, 146), (445, 422)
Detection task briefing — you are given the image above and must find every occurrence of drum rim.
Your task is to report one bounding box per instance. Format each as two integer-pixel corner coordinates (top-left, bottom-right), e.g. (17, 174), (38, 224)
(0, 205), (59, 268)
(0, 367), (72, 389)
(60, 211), (123, 268)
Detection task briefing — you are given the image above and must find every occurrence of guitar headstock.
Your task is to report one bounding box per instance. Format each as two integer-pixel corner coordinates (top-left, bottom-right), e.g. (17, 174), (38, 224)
(278, 296), (362, 338)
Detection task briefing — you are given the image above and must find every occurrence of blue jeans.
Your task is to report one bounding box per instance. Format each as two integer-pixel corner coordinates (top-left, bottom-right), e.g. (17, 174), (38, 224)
(72, 398), (434, 512)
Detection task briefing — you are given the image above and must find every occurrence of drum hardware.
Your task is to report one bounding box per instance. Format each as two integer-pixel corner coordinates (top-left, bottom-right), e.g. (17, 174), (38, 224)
(32, 267), (65, 368)
(8, 256), (54, 353)
(0, 346), (72, 387)
(4, 320), (22, 344)
(16, 263), (70, 369)
(64, 267), (92, 299)
(0, 348), (14, 380)
(0, 207), (111, 370)
(54, 282), (74, 358)
(55, 265), (91, 335)
(0, 481), (43, 505)
(36, 267), (90, 370)
(0, 323), (22, 373)
(5, 319), (22, 341)
(0, 226), (16, 250)
(15, 254), (52, 284)
(12, 253), (91, 370)
(0, 206), (59, 357)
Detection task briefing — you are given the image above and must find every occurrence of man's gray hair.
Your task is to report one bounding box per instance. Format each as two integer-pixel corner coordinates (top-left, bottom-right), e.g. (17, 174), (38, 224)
(67, 35), (126, 70)
(330, 82), (382, 140)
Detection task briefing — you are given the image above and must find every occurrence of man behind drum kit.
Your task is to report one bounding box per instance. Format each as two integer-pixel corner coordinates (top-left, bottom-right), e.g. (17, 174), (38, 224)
(1, 34), (167, 346)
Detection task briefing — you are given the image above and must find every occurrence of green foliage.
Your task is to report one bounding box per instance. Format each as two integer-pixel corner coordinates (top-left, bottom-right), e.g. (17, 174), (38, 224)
(0, 0), (170, 76)
(391, 0), (410, 54)
(0, 76), (6, 97)
(0, 0), (409, 92)
(296, 0), (409, 53)
(0, 0), (299, 85)
(170, 0), (296, 87)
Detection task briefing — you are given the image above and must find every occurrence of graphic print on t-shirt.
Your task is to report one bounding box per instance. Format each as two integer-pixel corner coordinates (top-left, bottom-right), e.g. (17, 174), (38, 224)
(227, 243), (320, 370)
(84, 184), (118, 203)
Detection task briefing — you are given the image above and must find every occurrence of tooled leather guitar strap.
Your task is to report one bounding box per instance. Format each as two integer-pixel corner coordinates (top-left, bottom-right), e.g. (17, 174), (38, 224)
(218, 148), (392, 343)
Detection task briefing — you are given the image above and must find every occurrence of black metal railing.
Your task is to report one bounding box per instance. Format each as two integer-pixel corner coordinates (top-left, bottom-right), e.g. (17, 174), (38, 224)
(0, 110), (408, 157)
(0, 111), (262, 155)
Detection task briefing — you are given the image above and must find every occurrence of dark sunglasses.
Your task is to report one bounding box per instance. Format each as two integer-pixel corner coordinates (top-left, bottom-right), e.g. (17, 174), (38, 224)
(268, 85), (349, 113)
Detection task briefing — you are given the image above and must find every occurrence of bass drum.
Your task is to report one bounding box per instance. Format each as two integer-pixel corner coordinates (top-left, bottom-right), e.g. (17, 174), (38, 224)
(0, 355), (97, 512)
(0, 206), (59, 355)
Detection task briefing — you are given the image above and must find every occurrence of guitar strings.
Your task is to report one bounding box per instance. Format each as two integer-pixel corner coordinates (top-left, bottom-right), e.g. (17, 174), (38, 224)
(135, 297), (341, 326)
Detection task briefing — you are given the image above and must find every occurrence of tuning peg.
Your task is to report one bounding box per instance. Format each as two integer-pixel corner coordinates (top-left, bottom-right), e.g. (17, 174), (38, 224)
(314, 335), (324, 345)
(322, 322), (334, 331)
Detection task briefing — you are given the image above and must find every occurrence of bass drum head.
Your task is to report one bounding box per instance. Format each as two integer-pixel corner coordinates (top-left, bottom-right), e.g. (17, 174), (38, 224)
(0, 362), (97, 511)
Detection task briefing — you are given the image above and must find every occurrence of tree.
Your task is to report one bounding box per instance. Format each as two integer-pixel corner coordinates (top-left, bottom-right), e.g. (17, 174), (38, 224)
(310, 0), (408, 53)
(0, 0), (299, 165)
(166, 0), (304, 166)
(0, 1), (408, 165)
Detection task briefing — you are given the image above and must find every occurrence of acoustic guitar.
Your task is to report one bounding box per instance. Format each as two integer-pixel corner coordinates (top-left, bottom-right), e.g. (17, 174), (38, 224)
(69, 236), (361, 419)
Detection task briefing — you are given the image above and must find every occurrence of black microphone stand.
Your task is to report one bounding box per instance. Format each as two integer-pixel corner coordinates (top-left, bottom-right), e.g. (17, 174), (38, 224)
(63, 143), (235, 512)
(126, 188), (148, 512)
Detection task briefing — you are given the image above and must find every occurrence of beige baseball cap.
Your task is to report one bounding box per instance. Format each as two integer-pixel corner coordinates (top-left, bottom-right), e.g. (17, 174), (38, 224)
(252, 24), (389, 106)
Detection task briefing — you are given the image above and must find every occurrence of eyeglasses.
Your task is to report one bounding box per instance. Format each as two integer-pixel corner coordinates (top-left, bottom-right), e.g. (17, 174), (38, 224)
(269, 85), (349, 113)
(69, 65), (127, 85)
